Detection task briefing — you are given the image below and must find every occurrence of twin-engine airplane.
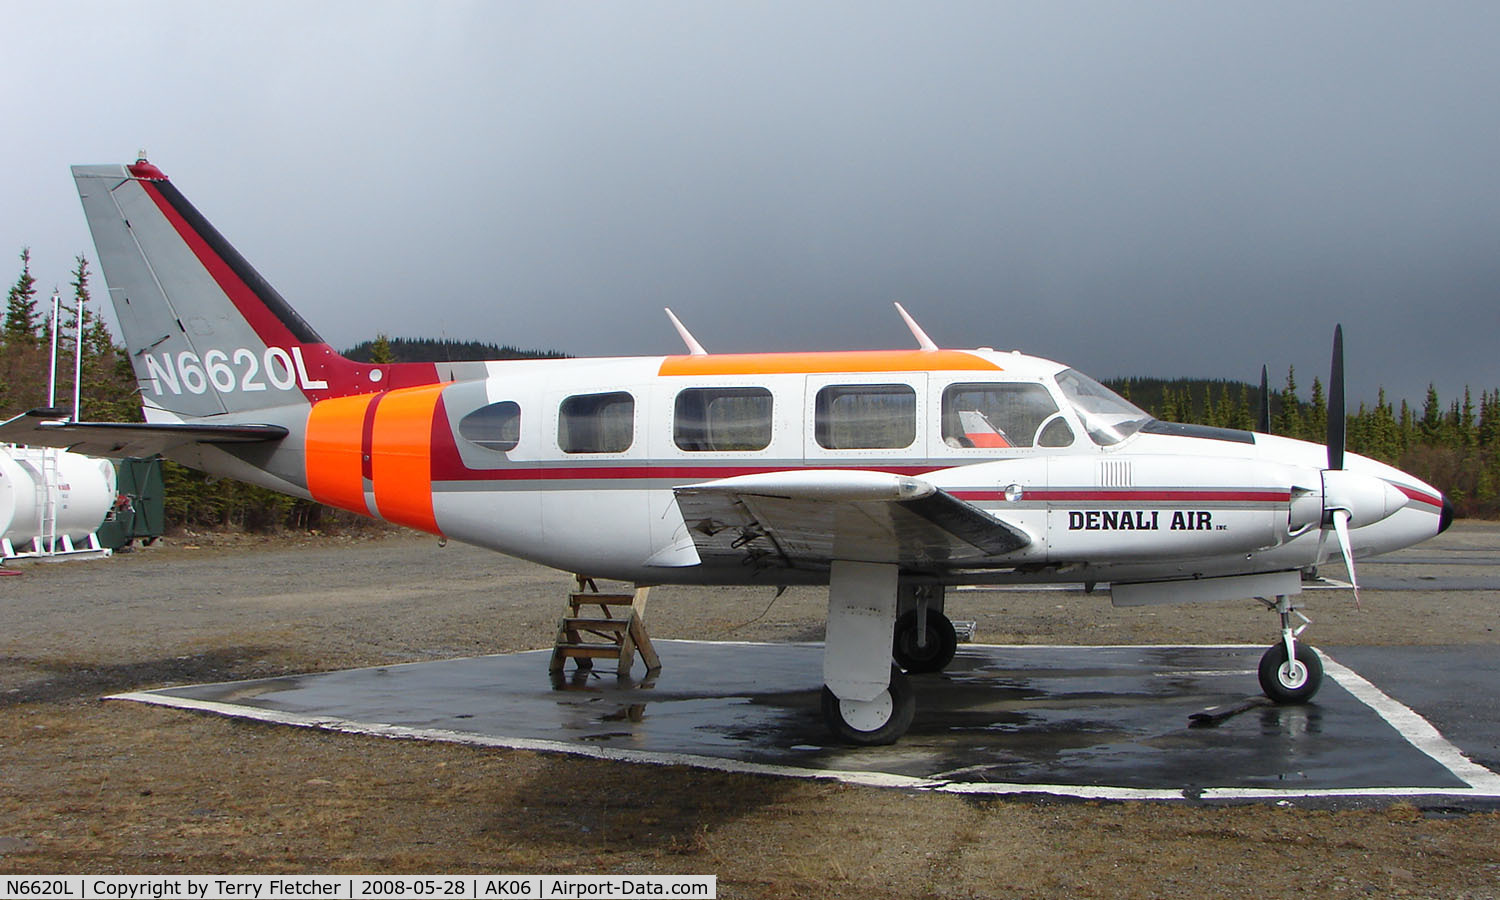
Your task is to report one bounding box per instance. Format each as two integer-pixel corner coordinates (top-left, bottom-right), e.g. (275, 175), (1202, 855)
(1, 158), (1453, 744)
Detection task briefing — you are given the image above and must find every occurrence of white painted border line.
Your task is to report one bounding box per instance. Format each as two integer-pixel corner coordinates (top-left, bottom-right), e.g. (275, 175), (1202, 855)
(107, 695), (1500, 805)
(105, 689), (1212, 801)
(107, 643), (1500, 803)
(1320, 651), (1500, 793)
(107, 690), (941, 792)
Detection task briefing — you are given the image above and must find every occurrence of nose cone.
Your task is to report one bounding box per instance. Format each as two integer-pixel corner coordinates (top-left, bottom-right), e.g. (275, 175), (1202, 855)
(1439, 495), (1455, 534)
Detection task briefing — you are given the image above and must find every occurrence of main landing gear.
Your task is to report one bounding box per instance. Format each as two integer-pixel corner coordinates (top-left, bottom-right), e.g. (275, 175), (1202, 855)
(892, 606), (957, 674)
(1257, 594), (1324, 704)
(820, 568), (957, 745)
(821, 664), (915, 745)
(820, 561), (923, 745)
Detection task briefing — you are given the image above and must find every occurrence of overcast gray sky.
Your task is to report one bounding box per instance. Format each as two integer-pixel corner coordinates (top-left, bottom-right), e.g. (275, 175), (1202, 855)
(4, 1), (1497, 407)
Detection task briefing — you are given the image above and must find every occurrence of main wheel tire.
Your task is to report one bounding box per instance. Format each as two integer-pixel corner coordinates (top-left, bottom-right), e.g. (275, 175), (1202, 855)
(820, 664), (916, 745)
(892, 609), (958, 673)
(1258, 641), (1324, 704)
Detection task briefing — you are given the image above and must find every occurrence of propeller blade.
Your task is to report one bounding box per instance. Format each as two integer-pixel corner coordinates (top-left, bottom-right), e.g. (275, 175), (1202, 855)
(1258, 364), (1271, 433)
(1328, 325), (1345, 471)
(1331, 508), (1361, 608)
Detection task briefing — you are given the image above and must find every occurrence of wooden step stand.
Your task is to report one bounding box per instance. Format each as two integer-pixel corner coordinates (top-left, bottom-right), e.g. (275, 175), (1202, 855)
(549, 575), (661, 677)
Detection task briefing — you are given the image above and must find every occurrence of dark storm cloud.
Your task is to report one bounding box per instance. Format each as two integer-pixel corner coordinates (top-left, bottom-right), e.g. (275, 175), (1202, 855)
(4, 1), (1496, 405)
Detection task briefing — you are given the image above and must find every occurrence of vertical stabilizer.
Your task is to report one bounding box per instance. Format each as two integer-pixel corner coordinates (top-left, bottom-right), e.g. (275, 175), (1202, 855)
(73, 159), (439, 420)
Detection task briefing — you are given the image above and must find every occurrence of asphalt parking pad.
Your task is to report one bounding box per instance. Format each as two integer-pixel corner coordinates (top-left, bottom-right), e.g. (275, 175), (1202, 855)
(113, 641), (1500, 802)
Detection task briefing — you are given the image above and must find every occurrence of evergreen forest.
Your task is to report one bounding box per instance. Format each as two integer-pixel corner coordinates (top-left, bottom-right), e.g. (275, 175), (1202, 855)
(4, 248), (1497, 531)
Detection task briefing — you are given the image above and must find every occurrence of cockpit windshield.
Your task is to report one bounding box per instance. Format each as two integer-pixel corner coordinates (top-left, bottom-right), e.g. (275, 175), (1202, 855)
(1054, 368), (1152, 446)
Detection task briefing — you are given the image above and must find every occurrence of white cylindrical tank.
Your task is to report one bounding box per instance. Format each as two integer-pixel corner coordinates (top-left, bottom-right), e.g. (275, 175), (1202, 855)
(0, 446), (118, 546)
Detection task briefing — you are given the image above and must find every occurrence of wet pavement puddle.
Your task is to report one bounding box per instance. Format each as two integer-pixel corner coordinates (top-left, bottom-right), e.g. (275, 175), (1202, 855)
(113, 640), (1500, 803)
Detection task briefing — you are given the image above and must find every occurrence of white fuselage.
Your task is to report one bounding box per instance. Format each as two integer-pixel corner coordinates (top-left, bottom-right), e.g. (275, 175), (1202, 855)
(282, 348), (1444, 587)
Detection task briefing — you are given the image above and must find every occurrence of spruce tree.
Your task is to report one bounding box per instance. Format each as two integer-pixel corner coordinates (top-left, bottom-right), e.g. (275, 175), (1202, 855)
(369, 332), (396, 364)
(3, 247), (40, 346)
(1276, 366), (1300, 436)
(1460, 387), (1477, 448)
(1420, 384), (1443, 443)
(1308, 377), (1327, 444)
(1479, 390), (1499, 449)
(1231, 383), (1253, 430)
(1371, 388), (1399, 462)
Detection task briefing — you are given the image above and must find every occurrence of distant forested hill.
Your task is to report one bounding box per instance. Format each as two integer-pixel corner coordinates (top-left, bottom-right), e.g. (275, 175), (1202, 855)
(343, 336), (569, 363)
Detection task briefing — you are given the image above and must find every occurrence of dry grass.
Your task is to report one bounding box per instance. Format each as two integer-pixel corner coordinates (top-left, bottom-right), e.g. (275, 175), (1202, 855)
(1, 525), (1498, 897)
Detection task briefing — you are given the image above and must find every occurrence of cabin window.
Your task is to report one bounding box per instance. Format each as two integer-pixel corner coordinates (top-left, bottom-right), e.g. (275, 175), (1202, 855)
(941, 383), (1063, 449)
(458, 400), (521, 452)
(558, 391), (635, 453)
(815, 384), (916, 449)
(674, 387), (774, 452)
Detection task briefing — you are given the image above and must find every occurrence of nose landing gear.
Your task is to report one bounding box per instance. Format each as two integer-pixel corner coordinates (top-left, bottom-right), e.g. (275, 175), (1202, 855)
(1257, 594), (1324, 703)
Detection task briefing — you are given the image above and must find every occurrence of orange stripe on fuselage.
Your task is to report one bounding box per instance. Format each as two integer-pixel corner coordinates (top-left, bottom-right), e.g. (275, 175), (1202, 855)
(305, 393), (376, 516)
(370, 383), (448, 535)
(658, 349), (1001, 377)
(304, 384), (450, 534)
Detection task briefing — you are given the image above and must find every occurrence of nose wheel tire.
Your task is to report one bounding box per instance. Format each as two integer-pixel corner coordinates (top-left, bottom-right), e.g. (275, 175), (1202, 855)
(892, 609), (958, 673)
(821, 665), (916, 745)
(1258, 641), (1324, 704)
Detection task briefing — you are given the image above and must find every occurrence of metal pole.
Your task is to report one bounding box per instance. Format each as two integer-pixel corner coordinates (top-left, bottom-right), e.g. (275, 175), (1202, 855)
(47, 291), (59, 408)
(72, 290), (84, 421)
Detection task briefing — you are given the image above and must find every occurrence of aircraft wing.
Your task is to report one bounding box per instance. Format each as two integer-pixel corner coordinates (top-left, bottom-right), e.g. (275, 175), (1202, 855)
(0, 408), (289, 457)
(673, 469), (1030, 570)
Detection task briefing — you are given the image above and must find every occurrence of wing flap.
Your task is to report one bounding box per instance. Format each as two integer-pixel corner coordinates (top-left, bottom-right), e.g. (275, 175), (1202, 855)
(0, 408), (288, 457)
(672, 469), (1030, 570)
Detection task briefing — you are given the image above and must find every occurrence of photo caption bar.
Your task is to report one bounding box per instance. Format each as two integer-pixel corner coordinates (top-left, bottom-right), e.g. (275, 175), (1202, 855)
(2, 877), (715, 900)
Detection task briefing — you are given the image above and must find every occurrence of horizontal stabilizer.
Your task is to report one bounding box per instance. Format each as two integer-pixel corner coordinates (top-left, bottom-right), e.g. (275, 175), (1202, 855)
(0, 408), (288, 458)
(673, 469), (1031, 570)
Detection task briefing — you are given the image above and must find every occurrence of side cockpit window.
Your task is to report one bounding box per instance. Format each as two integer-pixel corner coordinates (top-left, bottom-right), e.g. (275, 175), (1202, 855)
(674, 387), (773, 452)
(815, 384), (916, 449)
(941, 383), (1068, 449)
(559, 391), (635, 453)
(1055, 368), (1150, 446)
(458, 400), (521, 452)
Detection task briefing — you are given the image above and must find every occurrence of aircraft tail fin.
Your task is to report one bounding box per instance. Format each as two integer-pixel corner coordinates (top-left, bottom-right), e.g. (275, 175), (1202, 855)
(72, 158), (440, 419)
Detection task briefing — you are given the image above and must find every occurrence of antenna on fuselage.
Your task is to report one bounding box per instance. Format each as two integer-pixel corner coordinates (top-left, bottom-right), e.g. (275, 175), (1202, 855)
(664, 307), (708, 356)
(893, 302), (939, 351)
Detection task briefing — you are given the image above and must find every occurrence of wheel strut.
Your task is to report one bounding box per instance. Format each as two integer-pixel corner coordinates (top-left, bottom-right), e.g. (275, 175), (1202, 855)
(1258, 593), (1323, 703)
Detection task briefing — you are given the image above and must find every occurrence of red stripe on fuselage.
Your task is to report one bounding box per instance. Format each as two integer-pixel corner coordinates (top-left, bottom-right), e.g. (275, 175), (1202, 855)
(983, 489), (1294, 503)
(427, 454), (1293, 504)
(430, 461), (942, 483)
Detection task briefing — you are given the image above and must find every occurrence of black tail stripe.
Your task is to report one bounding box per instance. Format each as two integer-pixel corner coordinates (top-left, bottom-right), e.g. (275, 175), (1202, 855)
(150, 179), (324, 345)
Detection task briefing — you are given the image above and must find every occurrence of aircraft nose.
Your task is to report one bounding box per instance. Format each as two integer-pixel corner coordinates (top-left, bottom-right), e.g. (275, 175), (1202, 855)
(1439, 495), (1455, 534)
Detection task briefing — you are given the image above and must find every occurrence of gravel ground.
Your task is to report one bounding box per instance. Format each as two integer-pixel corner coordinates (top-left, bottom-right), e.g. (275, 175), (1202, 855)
(1, 523), (1497, 897)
